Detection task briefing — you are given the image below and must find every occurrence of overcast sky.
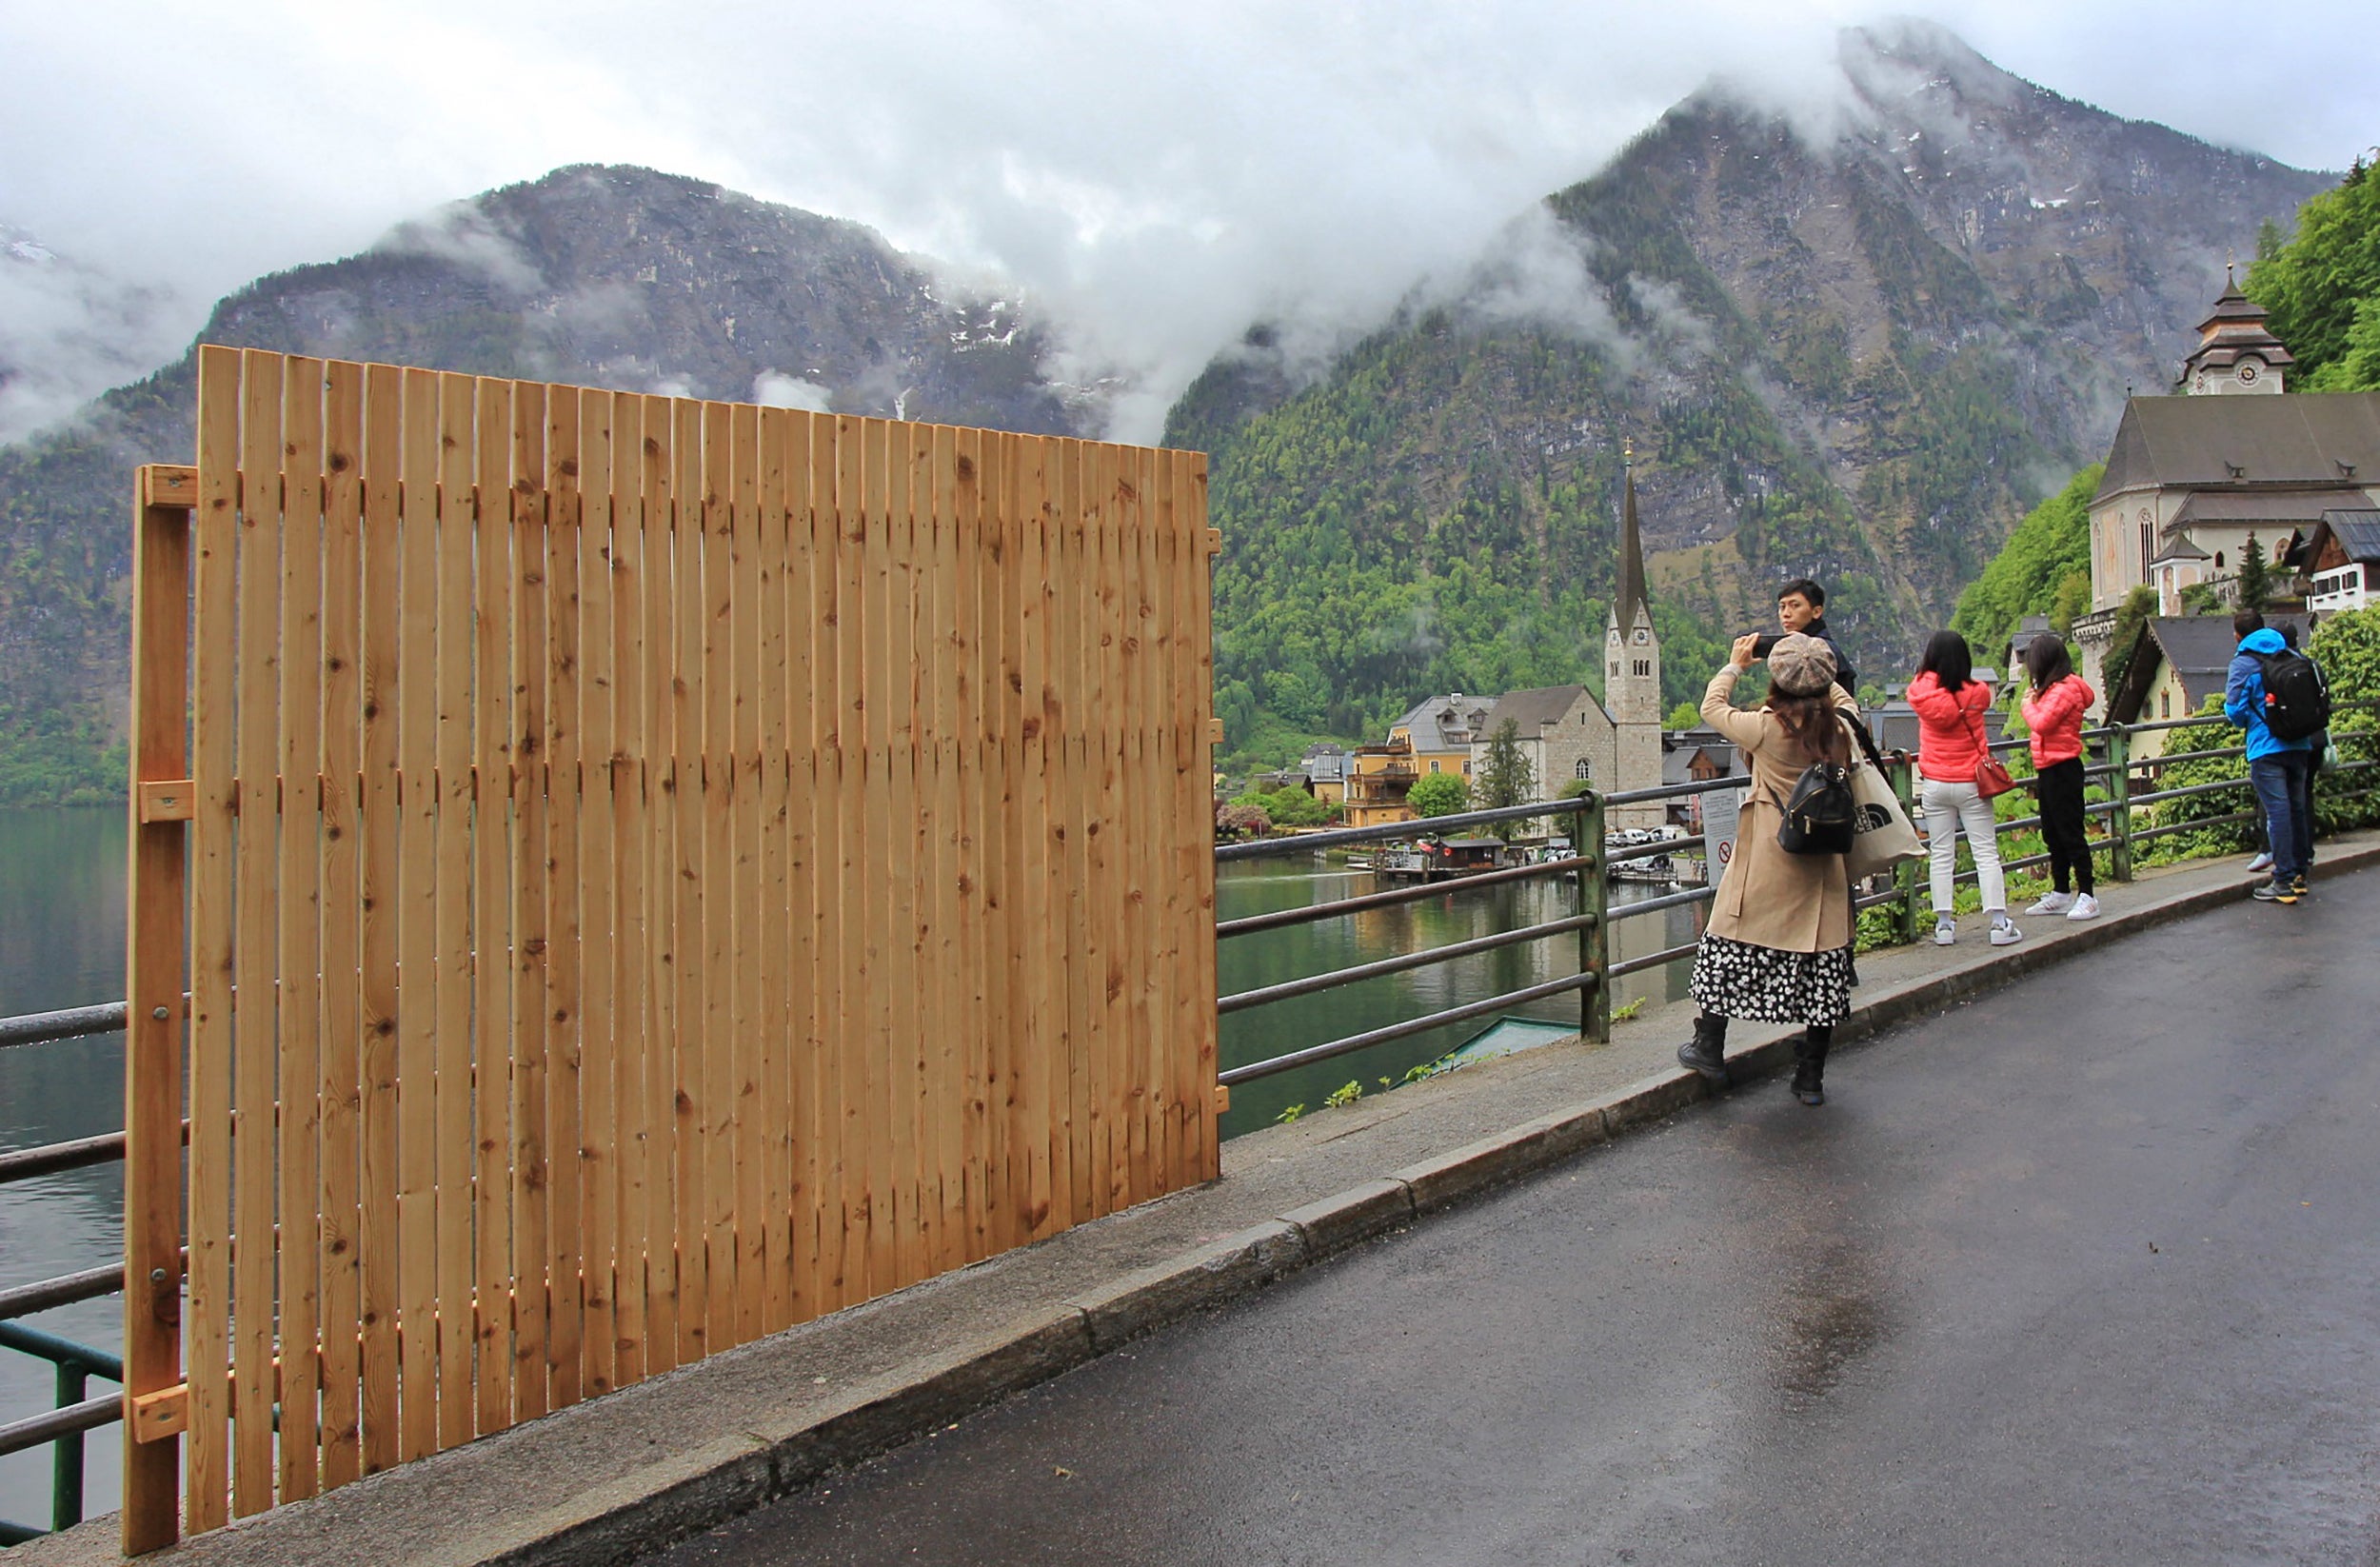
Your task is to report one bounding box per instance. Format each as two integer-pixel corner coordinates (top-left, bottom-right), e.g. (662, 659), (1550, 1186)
(2, 0), (2372, 440)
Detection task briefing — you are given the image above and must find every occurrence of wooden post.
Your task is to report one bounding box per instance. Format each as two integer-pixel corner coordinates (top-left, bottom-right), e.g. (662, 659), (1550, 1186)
(2107, 726), (2134, 883)
(1577, 791), (1609, 1044)
(124, 464), (193, 1556)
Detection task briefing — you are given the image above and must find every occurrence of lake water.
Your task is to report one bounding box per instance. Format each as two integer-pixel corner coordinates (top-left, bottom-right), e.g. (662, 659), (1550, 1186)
(0, 812), (1704, 1527)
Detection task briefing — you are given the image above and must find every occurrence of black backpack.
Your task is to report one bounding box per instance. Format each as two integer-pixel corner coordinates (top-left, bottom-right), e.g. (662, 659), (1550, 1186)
(1776, 759), (1856, 856)
(2254, 649), (2331, 743)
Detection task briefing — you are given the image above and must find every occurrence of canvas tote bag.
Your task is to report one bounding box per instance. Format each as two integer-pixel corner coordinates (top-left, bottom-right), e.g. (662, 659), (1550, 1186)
(1843, 714), (1924, 882)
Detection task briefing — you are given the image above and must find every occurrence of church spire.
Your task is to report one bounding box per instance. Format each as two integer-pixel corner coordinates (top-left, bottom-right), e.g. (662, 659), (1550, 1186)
(1615, 441), (1650, 633)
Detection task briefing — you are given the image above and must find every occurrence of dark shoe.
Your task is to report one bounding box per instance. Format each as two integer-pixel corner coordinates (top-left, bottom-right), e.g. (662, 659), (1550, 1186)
(2291, 874), (2310, 897)
(1677, 1014), (1730, 1085)
(2251, 880), (2299, 904)
(1792, 1024), (1832, 1106)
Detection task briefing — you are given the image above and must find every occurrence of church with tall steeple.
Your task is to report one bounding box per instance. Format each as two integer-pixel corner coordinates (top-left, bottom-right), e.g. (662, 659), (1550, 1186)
(1604, 451), (1665, 826)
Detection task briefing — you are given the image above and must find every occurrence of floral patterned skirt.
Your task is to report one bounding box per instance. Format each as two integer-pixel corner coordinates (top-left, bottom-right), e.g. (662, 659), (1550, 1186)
(1690, 934), (1854, 1026)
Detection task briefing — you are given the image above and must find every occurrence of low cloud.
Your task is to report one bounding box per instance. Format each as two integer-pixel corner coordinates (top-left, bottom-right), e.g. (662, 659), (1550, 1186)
(752, 371), (834, 413)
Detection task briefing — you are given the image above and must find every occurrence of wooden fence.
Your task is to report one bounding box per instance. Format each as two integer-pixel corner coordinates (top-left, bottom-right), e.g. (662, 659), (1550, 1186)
(119, 346), (1219, 1550)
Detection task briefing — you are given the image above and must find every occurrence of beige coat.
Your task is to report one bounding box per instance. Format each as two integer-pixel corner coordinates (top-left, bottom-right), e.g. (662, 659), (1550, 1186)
(1699, 664), (1857, 953)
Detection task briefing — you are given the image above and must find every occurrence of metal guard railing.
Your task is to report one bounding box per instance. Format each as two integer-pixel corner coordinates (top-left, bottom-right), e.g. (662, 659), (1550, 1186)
(2, 700), (2376, 1539)
(1216, 699), (2380, 1087)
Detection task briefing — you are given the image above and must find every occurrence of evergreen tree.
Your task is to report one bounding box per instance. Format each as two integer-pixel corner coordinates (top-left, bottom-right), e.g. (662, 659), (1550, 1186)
(1472, 719), (1537, 838)
(2236, 535), (2271, 612)
(2246, 156), (2380, 390)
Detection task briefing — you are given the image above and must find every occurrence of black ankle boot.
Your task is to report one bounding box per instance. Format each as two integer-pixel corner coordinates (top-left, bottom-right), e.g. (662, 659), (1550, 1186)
(1677, 1013), (1730, 1085)
(1792, 1024), (1833, 1106)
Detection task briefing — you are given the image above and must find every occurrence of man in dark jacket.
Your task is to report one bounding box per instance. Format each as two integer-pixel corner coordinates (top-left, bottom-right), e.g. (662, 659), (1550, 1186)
(1761, 578), (1857, 697)
(2226, 611), (2315, 903)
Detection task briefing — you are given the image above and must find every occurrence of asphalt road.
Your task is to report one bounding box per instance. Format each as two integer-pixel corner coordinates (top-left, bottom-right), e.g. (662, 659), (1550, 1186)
(652, 870), (2380, 1567)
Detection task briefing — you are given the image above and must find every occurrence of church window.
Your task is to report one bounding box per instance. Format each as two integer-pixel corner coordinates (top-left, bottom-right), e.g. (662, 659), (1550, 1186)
(2160, 690), (2171, 719)
(2138, 520), (2152, 566)
(1575, 758), (1593, 781)
(1608, 660), (1618, 679)
(1633, 660), (1651, 677)
(2215, 551), (2225, 568)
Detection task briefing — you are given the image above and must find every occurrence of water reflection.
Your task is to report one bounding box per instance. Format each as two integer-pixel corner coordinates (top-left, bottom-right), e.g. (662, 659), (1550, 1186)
(1217, 857), (1705, 1137)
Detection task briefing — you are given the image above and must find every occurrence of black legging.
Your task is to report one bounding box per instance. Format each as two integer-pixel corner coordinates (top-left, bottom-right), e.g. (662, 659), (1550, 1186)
(2036, 757), (2093, 895)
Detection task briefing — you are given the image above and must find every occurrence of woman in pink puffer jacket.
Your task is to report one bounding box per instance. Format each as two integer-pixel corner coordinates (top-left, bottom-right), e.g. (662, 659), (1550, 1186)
(1907, 630), (2018, 946)
(2019, 635), (2099, 921)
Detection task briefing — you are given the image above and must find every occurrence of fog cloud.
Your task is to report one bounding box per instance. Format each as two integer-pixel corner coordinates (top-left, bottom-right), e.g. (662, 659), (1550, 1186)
(0, 0), (2368, 444)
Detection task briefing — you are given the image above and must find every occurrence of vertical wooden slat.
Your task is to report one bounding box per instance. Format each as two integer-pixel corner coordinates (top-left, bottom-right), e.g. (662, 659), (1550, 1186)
(1056, 439), (1097, 1230)
(1013, 433), (1058, 1240)
(506, 382), (551, 1422)
(186, 346), (242, 1534)
(671, 398), (710, 1361)
(791, 412), (835, 1319)
(357, 366), (405, 1478)
(277, 357), (327, 1502)
(884, 421), (927, 1285)
(780, 410), (821, 1327)
(432, 373), (479, 1454)
(727, 401), (766, 1345)
(607, 392), (650, 1388)
(316, 359), (366, 1489)
(855, 418), (899, 1294)
(1183, 454), (1219, 1181)
(470, 377), (515, 1436)
(1146, 448), (1184, 1196)
(697, 401), (738, 1353)
(578, 387), (620, 1397)
(1084, 442), (1122, 1216)
(1116, 446), (1155, 1204)
(924, 426), (972, 1264)
(951, 426), (1004, 1258)
(545, 388), (587, 1409)
(753, 407), (795, 1332)
(831, 416), (868, 1301)
(124, 456), (193, 1554)
(395, 367), (445, 1466)
(230, 349), (285, 1517)
(640, 394), (682, 1374)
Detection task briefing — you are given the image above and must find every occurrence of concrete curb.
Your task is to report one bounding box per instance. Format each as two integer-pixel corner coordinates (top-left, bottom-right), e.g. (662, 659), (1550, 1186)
(33, 847), (2372, 1567)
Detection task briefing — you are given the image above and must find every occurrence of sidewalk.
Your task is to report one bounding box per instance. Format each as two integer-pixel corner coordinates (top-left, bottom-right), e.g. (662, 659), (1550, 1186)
(29, 834), (2376, 1567)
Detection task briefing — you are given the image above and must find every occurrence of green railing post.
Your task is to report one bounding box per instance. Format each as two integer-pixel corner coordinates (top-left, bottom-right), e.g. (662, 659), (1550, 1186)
(1891, 755), (1922, 945)
(52, 1363), (86, 1533)
(1577, 792), (1609, 1043)
(2107, 724), (2134, 883)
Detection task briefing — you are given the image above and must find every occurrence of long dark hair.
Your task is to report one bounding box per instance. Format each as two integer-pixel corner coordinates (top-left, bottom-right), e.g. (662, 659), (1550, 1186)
(2024, 634), (2074, 690)
(1766, 688), (1848, 766)
(1917, 629), (1972, 693)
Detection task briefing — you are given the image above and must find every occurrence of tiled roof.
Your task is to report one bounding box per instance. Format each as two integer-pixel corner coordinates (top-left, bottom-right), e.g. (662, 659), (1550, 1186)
(2095, 393), (2380, 499)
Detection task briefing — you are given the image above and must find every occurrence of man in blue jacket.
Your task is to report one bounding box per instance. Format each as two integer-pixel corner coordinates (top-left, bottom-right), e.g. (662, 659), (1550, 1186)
(2225, 611), (2314, 903)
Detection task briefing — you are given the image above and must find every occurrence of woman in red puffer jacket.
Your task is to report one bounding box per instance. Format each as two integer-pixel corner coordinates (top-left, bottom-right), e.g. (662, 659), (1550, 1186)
(2019, 634), (2099, 922)
(1906, 630), (2017, 947)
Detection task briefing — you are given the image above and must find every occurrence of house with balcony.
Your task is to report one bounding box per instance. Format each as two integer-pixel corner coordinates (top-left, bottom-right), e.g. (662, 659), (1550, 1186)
(2288, 508), (2380, 614)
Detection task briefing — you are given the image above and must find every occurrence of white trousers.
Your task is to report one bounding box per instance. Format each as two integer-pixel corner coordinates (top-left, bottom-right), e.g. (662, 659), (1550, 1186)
(1919, 776), (2006, 917)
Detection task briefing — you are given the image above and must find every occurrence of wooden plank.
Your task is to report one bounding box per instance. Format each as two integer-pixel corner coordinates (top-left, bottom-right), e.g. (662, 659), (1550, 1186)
(316, 359), (366, 1491)
(606, 391), (650, 1388)
(231, 348), (284, 1516)
(577, 387), (620, 1398)
(831, 415), (868, 1304)
(394, 367), (442, 1465)
(506, 381), (551, 1422)
(1118, 446), (1157, 1206)
(753, 407), (795, 1333)
(1012, 433), (1058, 1240)
(141, 462), (200, 508)
(276, 356), (327, 1502)
(671, 398), (709, 1361)
(1183, 454), (1220, 1182)
(780, 410), (821, 1328)
(1148, 449), (1187, 1197)
(698, 401), (738, 1355)
(123, 420), (195, 1557)
(186, 346), (240, 1534)
(880, 419), (924, 1288)
(1083, 442), (1121, 1217)
(470, 376), (515, 1436)
(544, 387), (586, 1409)
(728, 401), (766, 1347)
(1054, 439), (1096, 1232)
(638, 394), (682, 1374)
(432, 371), (479, 1454)
(925, 426), (974, 1266)
(857, 417), (898, 1297)
(129, 1386), (190, 1445)
(952, 426), (1004, 1259)
(357, 363), (404, 1476)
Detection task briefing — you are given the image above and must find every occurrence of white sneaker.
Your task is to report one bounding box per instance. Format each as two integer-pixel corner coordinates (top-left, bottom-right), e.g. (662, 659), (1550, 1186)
(1989, 917), (2023, 946)
(2027, 891), (2074, 916)
(2246, 852), (2273, 874)
(1934, 920), (1956, 946)
(2066, 894), (2100, 921)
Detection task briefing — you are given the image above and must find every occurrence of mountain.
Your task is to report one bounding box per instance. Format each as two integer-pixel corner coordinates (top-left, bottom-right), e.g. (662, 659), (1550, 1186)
(0, 166), (1089, 802)
(1175, 20), (2333, 750)
(0, 221), (183, 446)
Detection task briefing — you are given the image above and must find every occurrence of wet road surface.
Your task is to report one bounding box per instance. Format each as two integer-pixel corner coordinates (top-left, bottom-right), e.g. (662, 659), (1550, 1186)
(652, 872), (2380, 1566)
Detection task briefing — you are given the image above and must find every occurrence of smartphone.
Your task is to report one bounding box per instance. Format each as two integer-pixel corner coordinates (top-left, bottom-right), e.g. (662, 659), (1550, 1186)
(1750, 632), (1780, 658)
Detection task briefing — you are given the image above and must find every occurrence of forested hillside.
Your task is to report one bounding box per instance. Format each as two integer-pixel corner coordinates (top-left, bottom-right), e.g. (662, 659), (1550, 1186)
(1180, 22), (2328, 761)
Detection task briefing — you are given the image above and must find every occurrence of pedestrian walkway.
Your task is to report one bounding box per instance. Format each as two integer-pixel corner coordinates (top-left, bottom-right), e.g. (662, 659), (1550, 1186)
(20, 837), (2376, 1567)
(655, 862), (2380, 1566)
